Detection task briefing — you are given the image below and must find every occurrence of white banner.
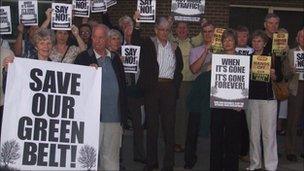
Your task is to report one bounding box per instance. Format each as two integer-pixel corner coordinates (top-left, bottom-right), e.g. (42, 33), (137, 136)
(18, 0), (38, 26)
(105, 0), (117, 8)
(137, 0), (156, 23)
(51, 3), (73, 30)
(121, 45), (141, 73)
(171, 0), (205, 22)
(0, 58), (101, 170)
(72, 0), (91, 18)
(91, 0), (107, 13)
(210, 54), (250, 109)
(0, 6), (12, 35)
(294, 51), (304, 80)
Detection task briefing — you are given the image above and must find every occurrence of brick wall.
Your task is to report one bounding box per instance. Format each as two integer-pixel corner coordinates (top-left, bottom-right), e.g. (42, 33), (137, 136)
(101, 0), (302, 38)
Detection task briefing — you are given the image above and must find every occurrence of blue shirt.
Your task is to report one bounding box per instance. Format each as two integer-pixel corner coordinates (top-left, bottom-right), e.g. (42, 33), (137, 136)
(96, 52), (120, 122)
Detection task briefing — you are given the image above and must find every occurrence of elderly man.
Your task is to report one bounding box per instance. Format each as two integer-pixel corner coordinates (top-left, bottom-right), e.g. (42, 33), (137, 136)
(138, 17), (183, 171)
(285, 28), (304, 162)
(264, 13), (280, 55)
(74, 24), (127, 171)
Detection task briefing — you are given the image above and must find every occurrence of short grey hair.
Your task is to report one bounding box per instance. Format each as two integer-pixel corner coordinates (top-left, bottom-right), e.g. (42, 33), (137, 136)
(92, 24), (110, 35)
(108, 29), (123, 44)
(264, 13), (280, 22)
(33, 28), (54, 46)
(155, 17), (169, 29)
(118, 15), (134, 29)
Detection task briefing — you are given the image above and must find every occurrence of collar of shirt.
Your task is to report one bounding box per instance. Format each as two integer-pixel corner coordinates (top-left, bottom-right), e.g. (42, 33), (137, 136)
(157, 38), (170, 49)
(93, 49), (111, 60)
(299, 46), (304, 52)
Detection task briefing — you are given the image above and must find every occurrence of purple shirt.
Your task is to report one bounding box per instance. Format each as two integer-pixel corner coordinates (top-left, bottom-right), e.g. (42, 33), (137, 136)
(189, 45), (212, 74)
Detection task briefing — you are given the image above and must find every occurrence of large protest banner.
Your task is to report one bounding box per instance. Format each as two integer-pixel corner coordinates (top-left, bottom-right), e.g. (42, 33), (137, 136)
(210, 54), (250, 109)
(18, 0), (38, 26)
(0, 6), (12, 35)
(105, 0), (117, 8)
(272, 32), (288, 56)
(251, 55), (271, 82)
(171, 0), (205, 22)
(72, 0), (91, 18)
(0, 58), (101, 170)
(51, 3), (73, 30)
(91, 0), (107, 13)
(121, 45), (141, 73)
(137, 0), (156, 23)
(294, 51), (304, 80)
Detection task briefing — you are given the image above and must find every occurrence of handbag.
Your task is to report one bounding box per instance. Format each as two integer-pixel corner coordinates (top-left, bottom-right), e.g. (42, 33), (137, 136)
(272, 81), (289, 100)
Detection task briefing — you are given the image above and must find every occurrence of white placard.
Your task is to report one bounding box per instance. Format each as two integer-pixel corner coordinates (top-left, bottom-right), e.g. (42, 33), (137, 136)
(91, 0), (107, 13)
(18, 0), (38, 26)
(105, 0), (117, 8)
(294, 51), (304, 80)
(0, 6), (12, 35)
(121, 45), (141, 73)
(137, 0), (156, 23)
(51, 3), (73, 30)
(0, 58), (101, 170)
(210, 54), (250, 109)
(235, 47), (254, 56)
(72, 0), (91, 18)
(171, 0), (205, 22)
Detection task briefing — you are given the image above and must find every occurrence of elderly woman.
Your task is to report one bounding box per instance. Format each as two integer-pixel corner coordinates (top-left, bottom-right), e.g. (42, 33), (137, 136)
(3, 28), (55, 93)
(246, 30), (282, 171)
(210, 29), (243, 171)
(108, 29), (123, 53)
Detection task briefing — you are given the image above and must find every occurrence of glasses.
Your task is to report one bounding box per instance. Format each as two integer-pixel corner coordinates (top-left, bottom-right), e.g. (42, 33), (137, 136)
(80, 31), (91, 35)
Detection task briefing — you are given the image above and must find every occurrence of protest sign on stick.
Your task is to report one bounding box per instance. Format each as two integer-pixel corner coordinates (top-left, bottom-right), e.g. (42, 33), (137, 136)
(211, 28), (225, 54)
(294, 51), (304, 80)
(272, 32), (288, 56)
(91, 0), (107, 13)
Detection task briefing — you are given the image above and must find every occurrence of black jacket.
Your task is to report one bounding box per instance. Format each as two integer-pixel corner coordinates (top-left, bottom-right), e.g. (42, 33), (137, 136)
(74, 48), (127, 126)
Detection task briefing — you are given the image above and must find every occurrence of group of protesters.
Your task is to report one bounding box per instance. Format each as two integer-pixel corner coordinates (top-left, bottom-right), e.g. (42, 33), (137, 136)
(0, 6), (303, 171)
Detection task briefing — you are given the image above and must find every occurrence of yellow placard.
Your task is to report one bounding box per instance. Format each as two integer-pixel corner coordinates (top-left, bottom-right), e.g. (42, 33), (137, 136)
(272, 32), (288, 56)
(211, 28), (225, 54)
(251, 55), (271, 82)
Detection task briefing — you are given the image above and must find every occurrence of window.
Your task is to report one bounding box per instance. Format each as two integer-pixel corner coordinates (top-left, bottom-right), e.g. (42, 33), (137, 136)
(229, 5), (304, 47)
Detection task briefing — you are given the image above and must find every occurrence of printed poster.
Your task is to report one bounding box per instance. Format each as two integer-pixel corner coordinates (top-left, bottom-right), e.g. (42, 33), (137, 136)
(251, 55), (271, 82)
(18, 0), (38, 26)
(137, 0), (156, 23)
(210, 54), (250, 109)
(171, 0), (205, 22)
(51, 3), (73, 30)
(121, 45), (141, 73)
(105, 0), (117, 8)
(235, 47), (254, 56)
(272, 32), (288, 56)
(91, 0), (107, 13)
(0, 58), (101, 170)
(0, 6), (12, 35)
(294, 51), (304, 80)
(211, 28), (225, 54)
(72, 0), (90, 18)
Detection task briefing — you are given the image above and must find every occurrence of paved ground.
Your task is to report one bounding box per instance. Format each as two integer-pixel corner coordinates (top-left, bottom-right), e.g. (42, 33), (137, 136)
(121, 131), (303, 171)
